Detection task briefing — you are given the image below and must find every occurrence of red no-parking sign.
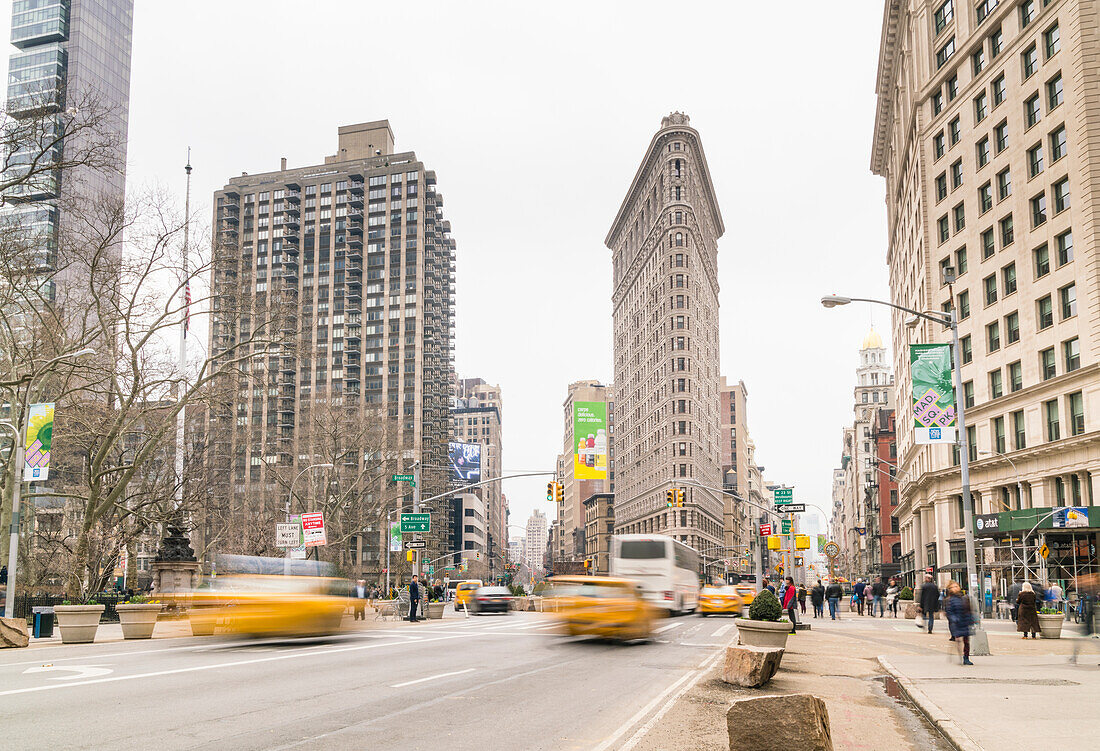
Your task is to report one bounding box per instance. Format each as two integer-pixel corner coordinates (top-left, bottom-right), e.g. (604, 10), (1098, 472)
(301, 512), (327, 547)
(759, 523), (773, 536)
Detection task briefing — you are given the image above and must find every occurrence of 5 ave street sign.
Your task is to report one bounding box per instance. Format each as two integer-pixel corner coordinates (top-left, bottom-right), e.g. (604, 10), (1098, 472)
(400, 513), (431, 533)
(774, 503), (807, 514)
(404, 540), (426, 549)
(774, 488), (794, 505)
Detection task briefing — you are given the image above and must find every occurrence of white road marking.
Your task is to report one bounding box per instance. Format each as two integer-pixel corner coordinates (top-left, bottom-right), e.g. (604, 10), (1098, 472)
(654, 622), (682, 634)
(22, 664), (112, 680)
(592, 646), (725, 751)
(0, 633), (473, 698)
(390, 667), (476, 688)
(712, 624), (734, 638)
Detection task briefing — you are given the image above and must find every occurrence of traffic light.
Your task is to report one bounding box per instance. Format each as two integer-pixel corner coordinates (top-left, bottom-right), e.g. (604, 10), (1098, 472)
(554, 482), (564, 503)
(583, 560), (590, 569)
(666, 489), (675, 507)
(406, 550), (415, 561)
(676, 488), (686, 507)
(547, 482), (555, 501)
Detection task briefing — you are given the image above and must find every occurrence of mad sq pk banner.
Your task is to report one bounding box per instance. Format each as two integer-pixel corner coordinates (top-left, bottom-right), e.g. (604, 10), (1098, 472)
(910, 344), (957, 444)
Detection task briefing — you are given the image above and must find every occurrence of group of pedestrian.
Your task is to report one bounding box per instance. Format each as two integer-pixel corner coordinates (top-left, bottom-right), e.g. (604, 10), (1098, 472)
(915, 574), (975, 665)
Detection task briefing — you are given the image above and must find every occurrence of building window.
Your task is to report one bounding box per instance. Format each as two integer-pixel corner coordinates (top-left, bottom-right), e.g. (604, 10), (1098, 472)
(1040, 347), (1056, 380)
(994, 416), (1007, 454)
(1068, 392), (1084, 436)
(958, 289), (970, 319)
(950, 118), (962, 145)
(1034, 244), (1050, 277)
(934, 0), (954, 33)
(938, 215), (950, 244)
(1023, 45), (1038, 80)
(1002, 262), (1016, 295)
(933, 90), (944, 116)
(961, 334), (973, 363)
(977, 137), (990, 166)
(977, 0), (998, 23)
(999, 214), (1014, 246)
(936, 173), (948, 201)
(987, 320), (1000, 352)
(1060, 283), (1076, 318)
(1037, 295), (1054, 328)
(1005, 310), (1020, 343)
(937, 37), (957, 69)
(1056, 230), (1073, 265)
(1048, 74), (1064, 110)
(1045, 398), (1060, 441)
(1009, 361), (1023, 393)
(951, 159), (964, 187)
(948, 74), (959, 100)
(954, 203), (966, 231)
(1020, 0), (1035, 28)
(1013, 409), (1026, 449)
(994, 120), (1008, 153)
(1031, 192), (1047, 227)
(980, 229), (995, 259)
(990, 369), (1003, 399)
(956, 246), (969, 274)
(1050, 125), (1067, 162)
(934, 132), (946, 159)
(984, 274), (998, 305)
(1045, 22), (1060, 58)
(964, 380), (975, 408)
(1053, 178), (1070, 213)
(1063, 338), (1080, 372)
(974, 91), (988, 123)
(1025, 94), (1042, 128)
(979, 182), (993, 212)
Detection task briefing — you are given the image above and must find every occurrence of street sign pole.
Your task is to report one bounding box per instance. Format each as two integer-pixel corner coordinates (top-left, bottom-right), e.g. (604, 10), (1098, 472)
(413, 461), (421, 578)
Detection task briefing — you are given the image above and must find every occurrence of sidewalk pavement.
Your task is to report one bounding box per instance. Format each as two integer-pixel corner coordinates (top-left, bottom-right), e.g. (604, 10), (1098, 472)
(21, 602), (471, 649)
(879, 644), (1100, 750)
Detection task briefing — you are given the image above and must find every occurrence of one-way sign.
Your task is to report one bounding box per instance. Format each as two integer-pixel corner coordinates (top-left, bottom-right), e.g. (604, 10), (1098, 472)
(404, 540), (426, 549)
(775, 504), (806, 513)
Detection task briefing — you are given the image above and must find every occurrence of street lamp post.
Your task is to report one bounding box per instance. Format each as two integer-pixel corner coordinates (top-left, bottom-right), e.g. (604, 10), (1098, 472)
(822, 294), (989, 655)
(2, 347), (96, 618)
(285, 463), (333, 569)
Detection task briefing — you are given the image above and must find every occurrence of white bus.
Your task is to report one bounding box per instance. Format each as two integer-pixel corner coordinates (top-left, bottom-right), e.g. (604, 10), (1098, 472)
(610, 534), (700, 615)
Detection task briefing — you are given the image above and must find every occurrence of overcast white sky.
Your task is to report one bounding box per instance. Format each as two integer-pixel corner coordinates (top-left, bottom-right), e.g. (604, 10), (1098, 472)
(8, 1), (896, 537)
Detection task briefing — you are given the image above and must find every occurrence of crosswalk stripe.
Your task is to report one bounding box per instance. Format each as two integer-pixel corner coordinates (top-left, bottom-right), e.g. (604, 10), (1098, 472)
(654, 622), (682, 634)
(712, 624), (734, 637)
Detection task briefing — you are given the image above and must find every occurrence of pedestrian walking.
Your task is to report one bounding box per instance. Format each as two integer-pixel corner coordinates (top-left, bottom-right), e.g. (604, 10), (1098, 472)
(825, 580), (843, 620)
(945, 580), (974, 665)
(811, 580), (825, 619)
(408, 575), (421, 623)
(1048, 581), (1064, 615)
(1007, 579), (1024, 622)
(1016, 582), (1040, 639)
(1071, 579), (1097, 664)
(764, 581), (776, 595)
(886, 578), (899, 618)
(853, 578), (866, 616)
(918, 574), (940, 633)
(782, 577), (798, 634)
(871, 577), (887, 617)
(351, 578), (368, 621)
(797, 584), (807, 615)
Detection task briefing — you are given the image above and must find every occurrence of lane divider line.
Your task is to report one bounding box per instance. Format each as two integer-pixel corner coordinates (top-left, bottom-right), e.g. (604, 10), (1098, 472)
(390, 667), (476, 688)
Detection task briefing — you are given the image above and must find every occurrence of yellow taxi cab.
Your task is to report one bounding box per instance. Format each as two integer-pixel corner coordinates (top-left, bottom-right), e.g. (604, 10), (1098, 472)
(733, 584), (756, 607)
(184, 555), (348, 637)
(455, 580), (484, 608)
(548, 576), (655, 642)
(699, 585), (743, 616)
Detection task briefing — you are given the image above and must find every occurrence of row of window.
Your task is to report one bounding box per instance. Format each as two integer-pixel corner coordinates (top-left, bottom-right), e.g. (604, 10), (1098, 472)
(970, 391), (1086, 462)
(960, 330), (1080, 406)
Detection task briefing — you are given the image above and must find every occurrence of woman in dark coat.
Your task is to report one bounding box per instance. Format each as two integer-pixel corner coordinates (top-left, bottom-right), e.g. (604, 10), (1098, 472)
(944, 580), (974, 665)
(1017, 581), (1040, 638)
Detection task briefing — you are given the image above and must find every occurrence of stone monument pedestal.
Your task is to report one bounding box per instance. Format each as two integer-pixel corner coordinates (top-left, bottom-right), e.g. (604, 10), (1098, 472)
(151, 526), (201, 615)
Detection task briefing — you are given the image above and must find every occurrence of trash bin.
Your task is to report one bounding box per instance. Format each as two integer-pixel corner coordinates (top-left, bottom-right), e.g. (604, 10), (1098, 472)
(32, 606), (55, 638)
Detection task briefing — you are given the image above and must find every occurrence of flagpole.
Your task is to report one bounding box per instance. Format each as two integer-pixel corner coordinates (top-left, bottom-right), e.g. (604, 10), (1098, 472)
(175, 149), (192, 512)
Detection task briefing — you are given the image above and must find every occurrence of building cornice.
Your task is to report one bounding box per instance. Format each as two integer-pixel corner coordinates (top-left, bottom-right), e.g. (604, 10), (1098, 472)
(871, 0), (902, 177)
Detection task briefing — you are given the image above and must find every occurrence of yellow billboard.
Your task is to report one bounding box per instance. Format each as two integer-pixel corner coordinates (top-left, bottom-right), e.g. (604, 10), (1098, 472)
(573, 402), (608, 480)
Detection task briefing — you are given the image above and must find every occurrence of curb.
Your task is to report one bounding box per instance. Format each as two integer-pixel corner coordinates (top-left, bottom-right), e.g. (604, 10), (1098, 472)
(876, 656), (984, 751)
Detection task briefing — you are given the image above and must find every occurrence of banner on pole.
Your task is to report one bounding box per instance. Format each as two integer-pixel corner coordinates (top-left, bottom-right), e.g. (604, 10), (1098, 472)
(910, 344), (957, 444)
(24, 402), (54, 482)
(389, 521), (403, 552)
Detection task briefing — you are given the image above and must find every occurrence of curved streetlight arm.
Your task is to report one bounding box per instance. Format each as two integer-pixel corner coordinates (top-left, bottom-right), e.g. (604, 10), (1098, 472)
(821, 295), (951, 325)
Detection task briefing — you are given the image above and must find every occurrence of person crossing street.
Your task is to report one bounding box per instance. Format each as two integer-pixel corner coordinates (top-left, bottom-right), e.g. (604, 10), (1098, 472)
(408, 575), (421, 623)
(811, 580), (825, 619)
(918, 574), (940, 633)
(825, 580), (843, 620)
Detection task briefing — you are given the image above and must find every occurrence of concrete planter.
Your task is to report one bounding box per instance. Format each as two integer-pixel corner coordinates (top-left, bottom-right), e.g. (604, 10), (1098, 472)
(116, 603), (163, 639)
(1038, 612), (1065, 639)
(426, 602), (445, 620)
(736, 619), (791, 649)
(54, 604), (105, 644)
(903, 602), (917, 619)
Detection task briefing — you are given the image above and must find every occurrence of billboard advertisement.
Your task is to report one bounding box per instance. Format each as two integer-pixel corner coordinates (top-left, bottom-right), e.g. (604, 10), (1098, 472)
(573, 401), (608, 480)
(24, 402), (54, 482)
(910, 344), (957, 444)
(1054, 507), (1088, 528)
(449, 442), (482, 484)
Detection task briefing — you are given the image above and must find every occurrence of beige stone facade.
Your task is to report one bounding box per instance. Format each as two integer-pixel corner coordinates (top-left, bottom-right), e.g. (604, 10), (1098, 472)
(872, 0), (1099, 591)
(606, 112), (725, 555)
(583, 493), (615, 575)
(719, 377), (751, 564)
(452, 377), (506, 572)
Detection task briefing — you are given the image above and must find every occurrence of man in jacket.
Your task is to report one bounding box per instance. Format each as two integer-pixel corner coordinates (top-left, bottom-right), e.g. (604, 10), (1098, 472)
(853, 578), (866, 615)
(919, 574), (941, 633)
(1007, 579), (1023, 622)
(350, 579), (368, 621)
(810, 581), (826, 618)
(871, 577), (887, 617)
(825, 581), (843, 620)
(408, 575), (421, 622)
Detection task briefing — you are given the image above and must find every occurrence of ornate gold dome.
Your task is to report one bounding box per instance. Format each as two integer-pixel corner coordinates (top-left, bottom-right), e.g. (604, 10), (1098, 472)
(861, 327), (883, 350)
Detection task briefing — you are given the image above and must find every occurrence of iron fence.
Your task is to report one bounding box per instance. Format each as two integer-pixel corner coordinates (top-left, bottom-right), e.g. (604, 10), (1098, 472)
(13, 594), (127, 622)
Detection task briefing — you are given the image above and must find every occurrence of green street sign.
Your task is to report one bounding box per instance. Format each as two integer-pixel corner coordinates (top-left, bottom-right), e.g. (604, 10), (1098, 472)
(774, 488), (794, 505)
(781, 519), (792, 535)
(392, 474), (416, 484)
(400, 513), (430, 533)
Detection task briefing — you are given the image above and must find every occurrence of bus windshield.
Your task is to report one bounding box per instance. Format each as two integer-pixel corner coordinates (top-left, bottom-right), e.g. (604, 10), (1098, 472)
(618, 540), (667, 559)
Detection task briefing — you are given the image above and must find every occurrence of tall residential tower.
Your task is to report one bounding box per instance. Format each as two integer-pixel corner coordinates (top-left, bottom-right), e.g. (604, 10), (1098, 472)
(606, 112), (725, 556)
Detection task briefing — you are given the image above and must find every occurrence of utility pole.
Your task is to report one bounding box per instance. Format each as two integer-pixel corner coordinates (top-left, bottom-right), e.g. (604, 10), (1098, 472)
(412, 460), (421, 578)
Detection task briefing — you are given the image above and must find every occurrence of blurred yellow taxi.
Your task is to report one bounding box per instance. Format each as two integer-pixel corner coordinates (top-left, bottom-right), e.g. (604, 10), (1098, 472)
(455, 580), (483, 608)
(699, 585), (743, 616)
(548, 576), (655, 642)
(185, 555), (348, 638)
(733, 584), (756, 607)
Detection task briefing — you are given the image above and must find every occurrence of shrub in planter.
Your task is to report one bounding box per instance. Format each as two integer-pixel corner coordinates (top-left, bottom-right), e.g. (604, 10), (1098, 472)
(899, 587), (914, 601)
(748, 590), (782, 622)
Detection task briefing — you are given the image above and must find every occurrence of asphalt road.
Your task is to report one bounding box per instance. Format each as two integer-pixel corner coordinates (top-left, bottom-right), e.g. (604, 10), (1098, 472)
(1, 610), (735, 750)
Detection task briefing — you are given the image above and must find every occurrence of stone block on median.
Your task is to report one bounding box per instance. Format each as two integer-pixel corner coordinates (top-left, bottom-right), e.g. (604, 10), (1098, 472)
(727, 693), (833, 751)
(722, 645), (784, 688)
(0, 616), (30, 648)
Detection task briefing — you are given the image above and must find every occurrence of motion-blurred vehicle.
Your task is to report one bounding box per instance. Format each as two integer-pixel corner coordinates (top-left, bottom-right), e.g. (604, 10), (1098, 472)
(610, 534), (700, 615)
(455, 580), (483, 609)
(470, 586), (512, 615)
(699, 585), (743, 616)
(548, 576), (655, 642)
(187, 555), (348, 637)
(732, 584), (756, 607)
